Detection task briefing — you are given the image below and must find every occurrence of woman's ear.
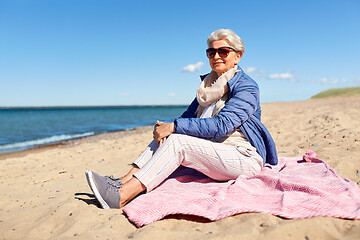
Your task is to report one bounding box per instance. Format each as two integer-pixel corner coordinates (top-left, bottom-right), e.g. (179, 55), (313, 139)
(235, 52), (242, 64)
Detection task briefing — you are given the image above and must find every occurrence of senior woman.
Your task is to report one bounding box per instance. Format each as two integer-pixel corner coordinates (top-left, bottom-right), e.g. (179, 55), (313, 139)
(85, 29), (278, 209)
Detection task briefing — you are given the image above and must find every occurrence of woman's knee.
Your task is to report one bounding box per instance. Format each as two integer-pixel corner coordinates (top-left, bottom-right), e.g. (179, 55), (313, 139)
(165, 133), (185, 144)
(166, 134), (199, 150)
(166, 133), (195, 143)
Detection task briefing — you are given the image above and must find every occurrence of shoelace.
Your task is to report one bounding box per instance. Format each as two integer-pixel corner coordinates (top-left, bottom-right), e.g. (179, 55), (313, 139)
(108, 181), (120, 191)
(105, 175), (124, 188)
(106, 175), (122, 181)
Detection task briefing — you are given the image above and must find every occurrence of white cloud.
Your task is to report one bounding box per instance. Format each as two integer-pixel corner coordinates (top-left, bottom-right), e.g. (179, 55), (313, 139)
(245, 67), (256, 73)
(168, 93), (176, 97)
(119, 92), (129, 96)
(244, 67), (266, 77)
(320, 78), (346, 85)
(182, 61), (204, 73)
(269, 73), (294, 80)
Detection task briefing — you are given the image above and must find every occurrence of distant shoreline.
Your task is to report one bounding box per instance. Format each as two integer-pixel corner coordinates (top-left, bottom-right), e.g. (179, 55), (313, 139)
(2, 87), (360, 110)
(0, 125), (153, 160)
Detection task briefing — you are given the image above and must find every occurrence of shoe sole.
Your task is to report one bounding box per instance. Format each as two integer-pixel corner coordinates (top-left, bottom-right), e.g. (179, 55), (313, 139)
(85, 170), (110, 209)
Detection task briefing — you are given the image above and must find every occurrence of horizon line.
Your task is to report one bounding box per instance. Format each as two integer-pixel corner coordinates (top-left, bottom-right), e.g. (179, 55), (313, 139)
(0, 104), (189, 110)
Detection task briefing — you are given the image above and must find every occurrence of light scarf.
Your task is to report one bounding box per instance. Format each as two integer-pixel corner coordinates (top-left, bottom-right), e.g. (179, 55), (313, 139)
(196, 65), (239, 118)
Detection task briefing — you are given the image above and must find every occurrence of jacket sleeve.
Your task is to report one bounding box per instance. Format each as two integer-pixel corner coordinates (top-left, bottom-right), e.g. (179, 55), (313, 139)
(175, 83), (259, 139)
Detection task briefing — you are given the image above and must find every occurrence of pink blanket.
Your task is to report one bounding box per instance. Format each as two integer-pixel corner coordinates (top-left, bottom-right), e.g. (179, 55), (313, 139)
(123, 151), (360, 227)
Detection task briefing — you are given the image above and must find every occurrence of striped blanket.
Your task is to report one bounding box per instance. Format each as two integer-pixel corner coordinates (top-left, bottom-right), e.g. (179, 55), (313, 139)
(123, 151), (360, 227)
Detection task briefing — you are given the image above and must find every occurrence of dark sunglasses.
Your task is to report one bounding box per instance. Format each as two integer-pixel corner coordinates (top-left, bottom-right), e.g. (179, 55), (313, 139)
(206, 47), (237, 58)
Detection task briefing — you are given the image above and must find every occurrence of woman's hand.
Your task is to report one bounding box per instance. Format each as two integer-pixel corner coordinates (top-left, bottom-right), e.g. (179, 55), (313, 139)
(153, 120), (175, 145)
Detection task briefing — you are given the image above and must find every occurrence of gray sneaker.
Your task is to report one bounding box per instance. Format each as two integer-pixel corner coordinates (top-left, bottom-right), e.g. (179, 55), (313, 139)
(85, 170), (121, 209)
(105, 175), (124, 188)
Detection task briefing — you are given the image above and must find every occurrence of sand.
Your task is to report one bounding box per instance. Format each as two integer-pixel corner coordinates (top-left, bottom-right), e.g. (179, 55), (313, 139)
(1, 96), (360, 240)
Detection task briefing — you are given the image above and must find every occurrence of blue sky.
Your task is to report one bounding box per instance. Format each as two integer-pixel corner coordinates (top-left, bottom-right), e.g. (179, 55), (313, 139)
(0, 0), (359, 106)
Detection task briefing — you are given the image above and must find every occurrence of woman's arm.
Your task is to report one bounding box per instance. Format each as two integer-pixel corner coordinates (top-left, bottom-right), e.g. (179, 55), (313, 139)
(175, 83), (259, 139)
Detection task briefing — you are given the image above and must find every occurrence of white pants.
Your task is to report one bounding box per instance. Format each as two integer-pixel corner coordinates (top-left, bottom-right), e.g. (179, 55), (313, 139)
(133, 134), (263, 191)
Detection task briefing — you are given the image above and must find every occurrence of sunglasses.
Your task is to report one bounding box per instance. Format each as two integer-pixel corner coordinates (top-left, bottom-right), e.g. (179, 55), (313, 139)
(206, 47), (237, 58)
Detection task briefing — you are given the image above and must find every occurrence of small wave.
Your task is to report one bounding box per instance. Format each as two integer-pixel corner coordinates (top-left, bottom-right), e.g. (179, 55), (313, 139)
(0, 132), (95, 152)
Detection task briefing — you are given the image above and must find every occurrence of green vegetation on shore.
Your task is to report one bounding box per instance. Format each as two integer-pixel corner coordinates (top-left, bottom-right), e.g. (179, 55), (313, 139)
(311, 86), (360, 99)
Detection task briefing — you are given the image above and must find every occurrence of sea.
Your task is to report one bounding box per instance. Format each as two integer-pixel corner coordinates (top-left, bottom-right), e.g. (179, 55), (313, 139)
(0, 106), (187, 154)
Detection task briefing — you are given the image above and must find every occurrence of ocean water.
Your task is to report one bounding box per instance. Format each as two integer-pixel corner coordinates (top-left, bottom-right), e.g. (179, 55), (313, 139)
(0, 106), (187, 154)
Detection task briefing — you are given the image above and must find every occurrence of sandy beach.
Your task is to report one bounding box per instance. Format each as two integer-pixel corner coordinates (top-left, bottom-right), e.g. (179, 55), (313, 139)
(1, 96), (360, 240)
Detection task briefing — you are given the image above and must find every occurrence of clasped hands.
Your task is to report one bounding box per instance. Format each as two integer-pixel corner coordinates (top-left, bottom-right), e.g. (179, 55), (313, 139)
(153, 120), (175, 145)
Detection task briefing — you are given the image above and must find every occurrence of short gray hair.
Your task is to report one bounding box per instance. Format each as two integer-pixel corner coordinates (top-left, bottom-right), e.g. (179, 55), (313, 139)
(207, 29), (245, 56)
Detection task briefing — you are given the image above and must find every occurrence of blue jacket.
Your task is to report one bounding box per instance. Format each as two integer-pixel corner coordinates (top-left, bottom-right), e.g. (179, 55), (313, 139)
(174, 66), (278, 165)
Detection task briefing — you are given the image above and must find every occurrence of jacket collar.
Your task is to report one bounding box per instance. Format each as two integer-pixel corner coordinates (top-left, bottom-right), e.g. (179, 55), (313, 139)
(200, 65), (244, 92)
(227, 65), (244, 91)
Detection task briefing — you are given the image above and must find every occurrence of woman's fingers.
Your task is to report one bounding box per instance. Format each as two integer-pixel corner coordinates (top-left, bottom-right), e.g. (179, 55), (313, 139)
(153, 121), (175, 144)
(153, 120), (163, 136)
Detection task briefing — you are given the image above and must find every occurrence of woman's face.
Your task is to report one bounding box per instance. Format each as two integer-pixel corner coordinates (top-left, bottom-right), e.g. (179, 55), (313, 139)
(208, 39), (242, 77)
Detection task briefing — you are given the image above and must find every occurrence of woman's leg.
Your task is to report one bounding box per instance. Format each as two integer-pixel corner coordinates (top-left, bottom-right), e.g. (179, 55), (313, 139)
(87, 140), (161, 208)
(120, 140), (159, 183)
(90, 134), (263, 208)
(119, 178), (146, 207)
(132, 133), (263, 191)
